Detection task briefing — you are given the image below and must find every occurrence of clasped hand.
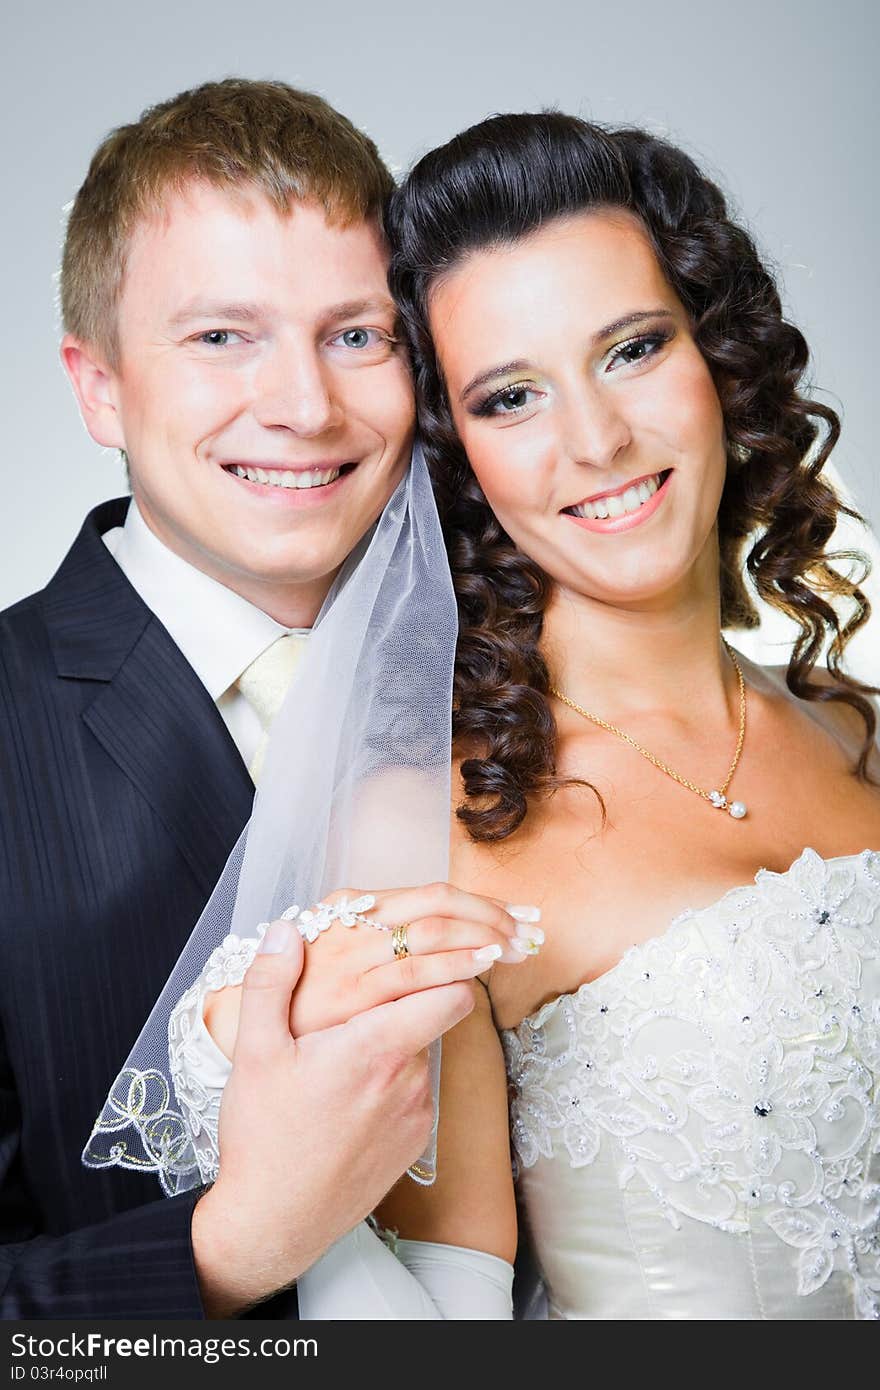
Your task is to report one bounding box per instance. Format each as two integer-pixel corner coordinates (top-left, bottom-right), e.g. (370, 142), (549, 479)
(205, 881), (543, 1055)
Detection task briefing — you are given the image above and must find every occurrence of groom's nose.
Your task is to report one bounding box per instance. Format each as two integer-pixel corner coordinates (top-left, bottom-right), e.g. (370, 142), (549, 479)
(252, 340), (343, 437)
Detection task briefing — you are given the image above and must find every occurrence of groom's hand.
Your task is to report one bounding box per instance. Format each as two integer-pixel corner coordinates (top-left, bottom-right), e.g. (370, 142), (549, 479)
(190, 918), (474, 1318)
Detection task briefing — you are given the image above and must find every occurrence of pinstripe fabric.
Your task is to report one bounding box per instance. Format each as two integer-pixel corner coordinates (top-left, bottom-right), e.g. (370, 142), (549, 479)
(0, 499), (297, 1318)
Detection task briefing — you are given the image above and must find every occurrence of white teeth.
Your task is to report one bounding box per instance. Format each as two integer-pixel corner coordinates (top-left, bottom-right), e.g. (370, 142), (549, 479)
(621, 487), (642, 514)
(570, 471), (665, 521)
(234, 466), (343, 489)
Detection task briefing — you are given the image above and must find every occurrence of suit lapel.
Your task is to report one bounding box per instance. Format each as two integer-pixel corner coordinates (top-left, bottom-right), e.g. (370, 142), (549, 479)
(43, 499), (255, 898)
(83, 621), (254, 897)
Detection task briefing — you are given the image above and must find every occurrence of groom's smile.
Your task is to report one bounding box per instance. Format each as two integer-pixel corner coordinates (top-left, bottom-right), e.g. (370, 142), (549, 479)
(63, 184), (415, 627)
(220, 459), (356, 497)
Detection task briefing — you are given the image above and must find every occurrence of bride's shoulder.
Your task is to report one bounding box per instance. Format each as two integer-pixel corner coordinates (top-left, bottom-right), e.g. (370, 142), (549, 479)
(737, 651), (879, 763)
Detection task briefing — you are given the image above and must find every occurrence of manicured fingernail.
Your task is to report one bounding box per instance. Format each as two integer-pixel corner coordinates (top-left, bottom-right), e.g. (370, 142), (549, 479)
(506, 905), (542, 923)
(515, 923), (545, 944)
(259, 920), (293, 954)
(511, 937), (541, 956)
(473, 944), (503, 964)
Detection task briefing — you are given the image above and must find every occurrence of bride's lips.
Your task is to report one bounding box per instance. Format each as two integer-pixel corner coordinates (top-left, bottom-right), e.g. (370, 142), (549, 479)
(220, 460), (358, 507)
(563, 468), (673, 534)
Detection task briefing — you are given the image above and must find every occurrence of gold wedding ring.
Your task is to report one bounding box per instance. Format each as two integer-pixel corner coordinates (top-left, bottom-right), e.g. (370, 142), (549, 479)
(392, 922), (411, 960)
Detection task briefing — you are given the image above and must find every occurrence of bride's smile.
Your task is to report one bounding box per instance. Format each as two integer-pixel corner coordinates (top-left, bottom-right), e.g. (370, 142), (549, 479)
(562, 466), (672, 530)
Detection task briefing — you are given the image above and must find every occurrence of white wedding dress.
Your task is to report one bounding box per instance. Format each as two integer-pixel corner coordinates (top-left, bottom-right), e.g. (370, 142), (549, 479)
(502, 846), (880, 1319)
(170, 844), (880, 1320)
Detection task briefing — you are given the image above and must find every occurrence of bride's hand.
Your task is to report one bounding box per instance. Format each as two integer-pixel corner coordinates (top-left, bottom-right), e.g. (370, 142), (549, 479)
(205, 883), (542, 1058)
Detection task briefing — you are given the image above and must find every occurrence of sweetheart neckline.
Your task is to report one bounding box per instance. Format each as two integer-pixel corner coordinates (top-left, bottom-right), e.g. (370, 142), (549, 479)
(501, 846), (880, 1035)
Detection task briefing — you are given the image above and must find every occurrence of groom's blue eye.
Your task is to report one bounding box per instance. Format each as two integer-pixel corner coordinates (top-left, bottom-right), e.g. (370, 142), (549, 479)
(196, 329), (244, 347)
(329, 327), (396, 354)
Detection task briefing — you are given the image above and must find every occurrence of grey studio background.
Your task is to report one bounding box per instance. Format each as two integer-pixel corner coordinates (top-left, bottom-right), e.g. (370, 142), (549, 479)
(4, 0), (878, 678)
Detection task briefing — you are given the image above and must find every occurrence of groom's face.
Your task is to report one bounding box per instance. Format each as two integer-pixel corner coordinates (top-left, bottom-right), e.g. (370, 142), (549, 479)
(73, 182), (414, 623)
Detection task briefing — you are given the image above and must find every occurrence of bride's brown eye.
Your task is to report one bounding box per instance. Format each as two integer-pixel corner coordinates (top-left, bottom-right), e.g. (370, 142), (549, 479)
(475, 383), (539, 417)
(607, 329), (672, 371)
(621, 340), (651, 362)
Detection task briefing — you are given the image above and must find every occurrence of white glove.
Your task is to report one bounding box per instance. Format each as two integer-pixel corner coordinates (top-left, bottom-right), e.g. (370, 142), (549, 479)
(297, 1222), (513, 1320)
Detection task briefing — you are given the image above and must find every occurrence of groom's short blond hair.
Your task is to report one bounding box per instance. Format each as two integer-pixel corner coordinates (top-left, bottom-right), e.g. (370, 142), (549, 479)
(60, 77), (395, 365)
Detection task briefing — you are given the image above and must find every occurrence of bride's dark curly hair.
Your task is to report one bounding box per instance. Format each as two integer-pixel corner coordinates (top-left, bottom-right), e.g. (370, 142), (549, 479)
(386, 112), (878, 842)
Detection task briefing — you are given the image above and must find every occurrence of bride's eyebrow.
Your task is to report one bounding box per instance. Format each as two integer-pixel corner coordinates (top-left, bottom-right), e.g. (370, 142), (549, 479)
(459, 309), (675, 403)
(598, 308), (674, 339)
(460, 360), (531, 404)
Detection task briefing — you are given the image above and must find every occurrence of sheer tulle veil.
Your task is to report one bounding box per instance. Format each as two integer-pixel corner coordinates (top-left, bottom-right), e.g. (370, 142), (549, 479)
(82, 440), (457, 1194)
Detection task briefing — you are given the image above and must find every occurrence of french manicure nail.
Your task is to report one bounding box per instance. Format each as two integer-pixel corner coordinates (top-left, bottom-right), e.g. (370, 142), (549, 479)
(259, 920), (293, 954)
(515, 923), (545, 944)
(511, 937), (541, 956)
(506, 904), (542, 923)
(473, 944), (503, 964)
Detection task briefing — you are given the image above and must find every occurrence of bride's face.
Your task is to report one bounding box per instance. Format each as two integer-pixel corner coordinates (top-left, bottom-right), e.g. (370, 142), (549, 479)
(427, 209), (727, 609)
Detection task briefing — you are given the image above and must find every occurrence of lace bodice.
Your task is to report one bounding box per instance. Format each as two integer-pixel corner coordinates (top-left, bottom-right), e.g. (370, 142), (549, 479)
(501, 848), (880, 1319)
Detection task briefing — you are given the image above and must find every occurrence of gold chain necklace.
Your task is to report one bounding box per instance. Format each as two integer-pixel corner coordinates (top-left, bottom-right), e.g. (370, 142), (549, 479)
(549, 640), (748, 821)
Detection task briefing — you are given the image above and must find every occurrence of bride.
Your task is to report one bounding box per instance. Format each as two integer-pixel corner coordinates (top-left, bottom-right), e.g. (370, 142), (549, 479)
(95, 112), (880, 1319)
(377, 111), (880, 1319)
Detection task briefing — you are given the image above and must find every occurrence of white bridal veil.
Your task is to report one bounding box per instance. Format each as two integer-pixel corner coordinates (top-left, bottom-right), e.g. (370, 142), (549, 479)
(82, 441), (457, 1194)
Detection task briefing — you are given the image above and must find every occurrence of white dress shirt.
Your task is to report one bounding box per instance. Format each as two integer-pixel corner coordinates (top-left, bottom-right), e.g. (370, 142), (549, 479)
(103, 501), (309, 771)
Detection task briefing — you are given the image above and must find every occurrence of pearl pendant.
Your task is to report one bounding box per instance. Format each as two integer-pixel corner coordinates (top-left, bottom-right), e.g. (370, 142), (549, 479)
(710, 790), (748, 820)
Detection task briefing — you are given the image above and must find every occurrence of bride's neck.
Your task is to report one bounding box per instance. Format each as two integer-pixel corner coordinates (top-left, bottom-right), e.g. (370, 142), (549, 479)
(542, 563), (733, 724)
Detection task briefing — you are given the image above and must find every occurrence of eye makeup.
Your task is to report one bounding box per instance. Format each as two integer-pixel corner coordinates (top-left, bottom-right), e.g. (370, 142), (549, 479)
(604, 325), (675, 372)
(465, 318), (676, 420)
(470, 380), (543, 419)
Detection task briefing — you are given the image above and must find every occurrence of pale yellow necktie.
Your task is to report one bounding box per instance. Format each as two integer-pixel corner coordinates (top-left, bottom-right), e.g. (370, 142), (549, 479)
(236, 633), (308, 783)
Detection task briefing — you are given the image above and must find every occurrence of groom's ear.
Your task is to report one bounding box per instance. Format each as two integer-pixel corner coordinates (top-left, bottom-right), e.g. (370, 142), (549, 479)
(60, 334), (126, 451)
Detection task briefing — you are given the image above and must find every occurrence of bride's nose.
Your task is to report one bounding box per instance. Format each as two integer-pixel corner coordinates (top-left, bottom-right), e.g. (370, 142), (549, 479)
(559, 382), (631, 471)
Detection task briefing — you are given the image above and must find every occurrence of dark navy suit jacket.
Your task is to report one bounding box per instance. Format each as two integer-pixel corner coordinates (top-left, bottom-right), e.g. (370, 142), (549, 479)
(0, 499), (292, 1317)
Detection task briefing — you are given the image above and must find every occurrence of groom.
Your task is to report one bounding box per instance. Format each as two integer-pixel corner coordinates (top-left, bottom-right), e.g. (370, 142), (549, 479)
(0, 79), (474, 1319)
